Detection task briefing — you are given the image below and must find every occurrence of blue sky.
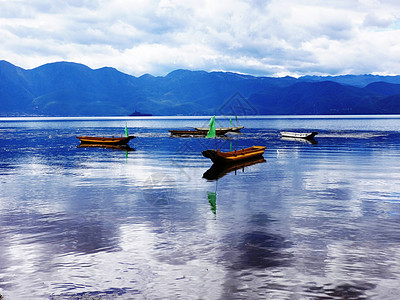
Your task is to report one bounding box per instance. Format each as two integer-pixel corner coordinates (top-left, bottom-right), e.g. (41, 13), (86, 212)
(1, 0), (400, 77)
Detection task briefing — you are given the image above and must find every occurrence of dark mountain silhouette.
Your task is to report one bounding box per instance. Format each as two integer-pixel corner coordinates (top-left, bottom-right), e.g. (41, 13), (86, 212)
(364, 81), (400, 96)
(249, 81), (383, 115)
(300, 74), (400, 87)
(1, 60), (400, 116)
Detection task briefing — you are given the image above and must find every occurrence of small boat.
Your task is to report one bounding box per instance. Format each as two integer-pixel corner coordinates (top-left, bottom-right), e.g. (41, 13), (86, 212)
(76, 135), (135, 145)
(203, 157), (266, 180)
(280, 131), (318, 140)
(169, 129), (229, 136)
(194, 126), (244, 132)
(202, 146), (266, 164)
(129, 110), (152, 116)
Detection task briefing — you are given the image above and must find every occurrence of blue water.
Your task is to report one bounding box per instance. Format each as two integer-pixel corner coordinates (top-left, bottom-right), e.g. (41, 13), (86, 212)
(1, 116), (400, 299)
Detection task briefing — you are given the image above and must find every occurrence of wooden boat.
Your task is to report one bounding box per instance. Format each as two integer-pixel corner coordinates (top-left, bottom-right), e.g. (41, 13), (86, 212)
(203, 157), (266, 180)
(202, 146), (266, 164)
(76, 135), (135, 145)
(280, 131), (318, 140)
(169, 129), (229, 136)
(194, 126), (244, 132)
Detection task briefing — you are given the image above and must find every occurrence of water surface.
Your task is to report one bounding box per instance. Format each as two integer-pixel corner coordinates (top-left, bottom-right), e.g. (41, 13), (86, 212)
(1, 116), (400, 299)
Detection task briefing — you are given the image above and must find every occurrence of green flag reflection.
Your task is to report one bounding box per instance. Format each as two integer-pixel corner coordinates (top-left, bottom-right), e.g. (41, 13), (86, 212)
(207, 191), (216, 214)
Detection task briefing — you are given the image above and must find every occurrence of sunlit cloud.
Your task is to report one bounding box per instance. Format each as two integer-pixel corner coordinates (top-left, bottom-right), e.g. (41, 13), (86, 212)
(1, 0), (400, 76)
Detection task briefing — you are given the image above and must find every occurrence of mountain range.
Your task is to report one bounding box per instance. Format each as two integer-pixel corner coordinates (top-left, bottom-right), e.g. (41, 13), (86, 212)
(1, 60), (400, 116)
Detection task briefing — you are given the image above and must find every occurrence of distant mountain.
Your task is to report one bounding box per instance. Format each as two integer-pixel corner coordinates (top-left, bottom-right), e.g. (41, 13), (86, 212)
(300, 74), (400, 87)
(1, 60), (400, 116)
(363, 81), (400, 96)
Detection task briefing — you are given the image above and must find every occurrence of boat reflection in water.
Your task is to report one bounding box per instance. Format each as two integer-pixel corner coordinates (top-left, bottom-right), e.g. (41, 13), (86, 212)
(77, 143), (135, 151)
(203, 157), (266, 181)
(280, 136), (318, 144)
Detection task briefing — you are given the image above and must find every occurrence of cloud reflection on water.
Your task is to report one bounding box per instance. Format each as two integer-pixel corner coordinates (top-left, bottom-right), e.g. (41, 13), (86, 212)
(1, 118), (400, 298)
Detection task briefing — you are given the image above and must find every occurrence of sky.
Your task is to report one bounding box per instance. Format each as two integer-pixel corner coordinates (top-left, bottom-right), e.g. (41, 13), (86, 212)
(1, 0), (400, 77)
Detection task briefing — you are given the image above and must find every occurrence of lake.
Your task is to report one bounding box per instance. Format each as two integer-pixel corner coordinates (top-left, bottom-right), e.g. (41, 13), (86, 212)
(1, 116), (400, 299)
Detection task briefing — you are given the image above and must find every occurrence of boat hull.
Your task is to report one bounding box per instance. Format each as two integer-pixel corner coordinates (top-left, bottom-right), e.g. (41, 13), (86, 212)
(77, 136), (135, 145)
(202, 146), (266, 164)
(194, 126), (244, 132)
(169, 129), (229, 136)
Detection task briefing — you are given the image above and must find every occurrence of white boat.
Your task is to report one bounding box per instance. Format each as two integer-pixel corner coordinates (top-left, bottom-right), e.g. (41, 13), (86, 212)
(194, 126), (244, 132)
(280, 131), (318, 140)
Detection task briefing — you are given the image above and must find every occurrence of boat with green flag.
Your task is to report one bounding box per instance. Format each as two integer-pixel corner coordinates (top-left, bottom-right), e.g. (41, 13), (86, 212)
(195, 115), (244, 132)
(76, 135), (135, 145)
(77, 124), (135, 146)
(194, 126), (244, 132)
(169, 129), (229, 136)
(202, 115), (266, 164)
(170, 117), (230, 136)
(202, 146), (266, 164)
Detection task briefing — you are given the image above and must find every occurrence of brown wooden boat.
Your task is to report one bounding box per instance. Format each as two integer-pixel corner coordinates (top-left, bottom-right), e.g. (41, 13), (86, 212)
(169, 129), (229, 136)
(202, 146), (266, 164)
(76, 135), (135, 145)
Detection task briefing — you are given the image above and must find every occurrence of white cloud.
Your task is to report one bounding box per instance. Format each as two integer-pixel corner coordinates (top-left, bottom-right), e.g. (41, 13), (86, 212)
(363, 12), (394, 28)
(1, 0), (400, 76)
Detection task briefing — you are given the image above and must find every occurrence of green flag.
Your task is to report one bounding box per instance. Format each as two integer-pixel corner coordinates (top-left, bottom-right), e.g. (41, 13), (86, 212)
(230, 117), (232, 126)
(125, 123), (129, 137)
(206, 115), (216, 138)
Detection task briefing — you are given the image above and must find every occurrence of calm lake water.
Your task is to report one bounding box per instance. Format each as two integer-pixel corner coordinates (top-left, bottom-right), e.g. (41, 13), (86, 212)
(1, 116), (400, 299)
